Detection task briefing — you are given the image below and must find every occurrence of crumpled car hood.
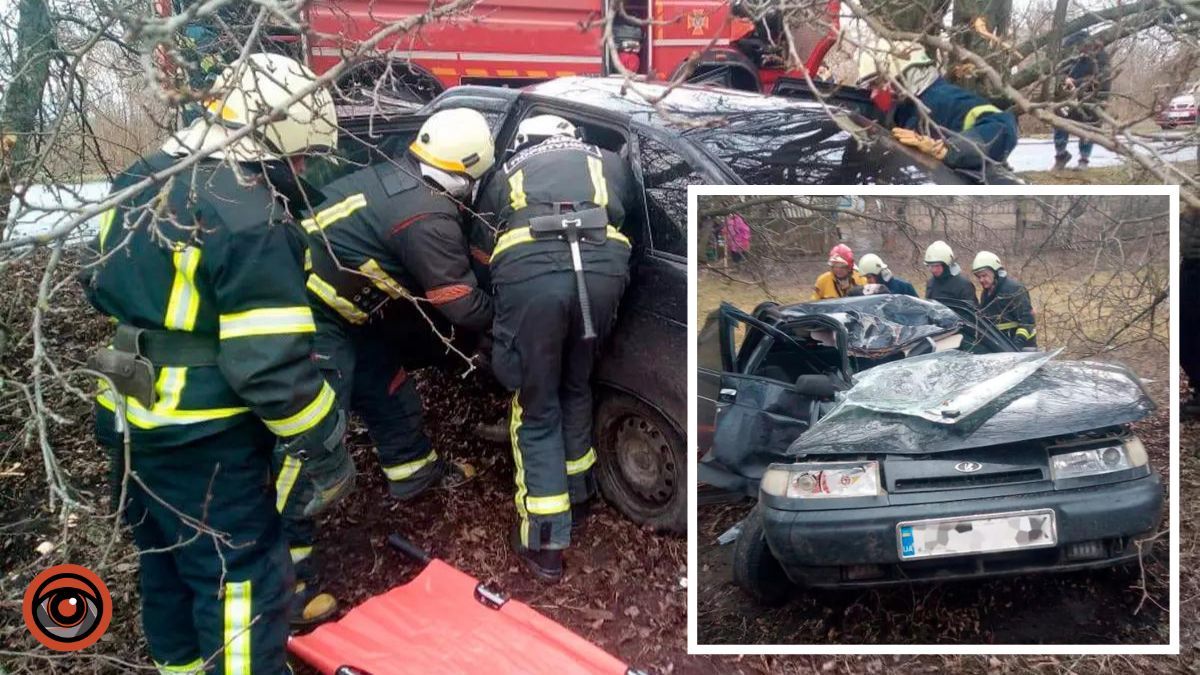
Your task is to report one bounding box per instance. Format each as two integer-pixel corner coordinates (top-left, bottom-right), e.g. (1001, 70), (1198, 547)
(779, 295), (961, 355)
(790, 355), (1155, 456)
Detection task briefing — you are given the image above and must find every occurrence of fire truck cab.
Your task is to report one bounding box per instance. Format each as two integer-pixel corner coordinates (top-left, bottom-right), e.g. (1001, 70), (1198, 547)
(163, 0), (838, 104)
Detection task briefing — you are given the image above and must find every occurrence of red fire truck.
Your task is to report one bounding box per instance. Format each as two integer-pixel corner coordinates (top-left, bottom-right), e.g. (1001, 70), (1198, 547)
(162, 0), (839, 103)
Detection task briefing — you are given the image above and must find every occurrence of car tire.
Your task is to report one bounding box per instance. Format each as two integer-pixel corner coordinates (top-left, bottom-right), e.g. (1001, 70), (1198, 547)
(594, 391), (686, 535)
(732, 506), (792, 606)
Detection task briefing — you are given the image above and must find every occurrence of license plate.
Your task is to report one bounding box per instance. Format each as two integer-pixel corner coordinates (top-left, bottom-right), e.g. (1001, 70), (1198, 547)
(1169, 111), (1192, 118)
(897, 509), (1057, 560)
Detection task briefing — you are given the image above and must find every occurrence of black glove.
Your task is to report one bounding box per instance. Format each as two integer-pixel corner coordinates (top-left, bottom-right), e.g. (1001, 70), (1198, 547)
(280, 408), (355, 517)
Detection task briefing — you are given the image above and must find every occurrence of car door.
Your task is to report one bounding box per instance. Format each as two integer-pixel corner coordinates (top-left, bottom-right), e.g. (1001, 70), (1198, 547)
(699, 303), (846, 496)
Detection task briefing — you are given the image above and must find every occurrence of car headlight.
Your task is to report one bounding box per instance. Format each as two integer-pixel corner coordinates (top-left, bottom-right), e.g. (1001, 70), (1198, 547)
(761, 461), (884, 499)
(1049, 436), (1148, 480)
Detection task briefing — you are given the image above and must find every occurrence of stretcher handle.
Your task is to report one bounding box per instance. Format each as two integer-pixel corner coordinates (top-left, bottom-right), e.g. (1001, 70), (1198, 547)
(386, 533), (432, 565)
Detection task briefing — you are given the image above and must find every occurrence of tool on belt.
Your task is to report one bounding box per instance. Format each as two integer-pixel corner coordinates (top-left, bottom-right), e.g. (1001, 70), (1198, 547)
(87, 324), (218, 408)
(527, 205), (608, 340)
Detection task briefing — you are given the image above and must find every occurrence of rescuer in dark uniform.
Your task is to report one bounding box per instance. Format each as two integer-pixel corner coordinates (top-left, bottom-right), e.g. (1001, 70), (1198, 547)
(857, 39), (1018, 171)
(79, 54), (353, 673)
(283, 107), (496, 622)
(923, 239), (978, 305)
(973, 251), (1038, 349)
(474, 115), (635, 582)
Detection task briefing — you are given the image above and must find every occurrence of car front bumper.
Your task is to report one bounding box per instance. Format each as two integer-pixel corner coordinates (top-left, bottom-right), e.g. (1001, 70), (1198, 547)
(760, 472), (1163, 588)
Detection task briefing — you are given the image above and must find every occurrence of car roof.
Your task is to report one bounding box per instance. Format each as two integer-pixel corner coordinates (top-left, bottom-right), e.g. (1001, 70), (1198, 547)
(764, 294), (963, 354)
(523, 76), (857, 131)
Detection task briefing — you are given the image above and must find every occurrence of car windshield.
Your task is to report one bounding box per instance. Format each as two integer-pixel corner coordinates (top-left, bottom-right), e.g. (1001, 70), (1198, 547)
(687, 109), (941, 185)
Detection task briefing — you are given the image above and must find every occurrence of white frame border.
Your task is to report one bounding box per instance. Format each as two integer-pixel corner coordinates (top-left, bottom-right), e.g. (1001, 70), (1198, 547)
(685, 184), (1181, 656)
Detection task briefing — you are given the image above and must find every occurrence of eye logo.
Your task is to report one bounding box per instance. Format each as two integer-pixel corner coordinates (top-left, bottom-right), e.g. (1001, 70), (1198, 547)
(22, 564), (112, 651)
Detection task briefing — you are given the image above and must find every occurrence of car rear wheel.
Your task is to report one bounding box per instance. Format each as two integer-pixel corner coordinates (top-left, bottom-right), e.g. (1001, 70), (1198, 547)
(594, 391), (686, 534)
(732, 506), (792, 606)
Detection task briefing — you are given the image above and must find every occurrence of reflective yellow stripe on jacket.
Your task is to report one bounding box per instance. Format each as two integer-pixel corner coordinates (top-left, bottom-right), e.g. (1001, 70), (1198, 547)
(219, 307), (315, 339)
(97, 365), (250, 430)
(306, 274), (369, 324)
(164, 246), (202, 330)
(301, 194), (367, 234)
(262, 381), (336, 438)
(491, 225), (630, 260)
(963, 104), (1003, 132)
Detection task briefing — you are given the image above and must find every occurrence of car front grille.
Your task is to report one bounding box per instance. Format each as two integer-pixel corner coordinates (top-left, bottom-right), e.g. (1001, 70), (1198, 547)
(893, 468), (1044, 491)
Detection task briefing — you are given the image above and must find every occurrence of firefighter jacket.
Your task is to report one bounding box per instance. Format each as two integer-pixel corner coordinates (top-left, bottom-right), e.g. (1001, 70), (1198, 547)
(895, 78), (1019, 170)
(473, 136), (636, 284)
(883, 275), (919, 297)
(81, 152), (337, 449)
(811, 270), (867, 301)
(926, 270), (978, 306)
(979, 274), (1038, 349)
(301, 154), (492, 332)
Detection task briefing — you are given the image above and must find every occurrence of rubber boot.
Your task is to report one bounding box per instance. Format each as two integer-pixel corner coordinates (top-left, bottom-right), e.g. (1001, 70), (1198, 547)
(290, 582), (338, 627)
(509, 524), (564, 583)
(388, 459), (475, 500)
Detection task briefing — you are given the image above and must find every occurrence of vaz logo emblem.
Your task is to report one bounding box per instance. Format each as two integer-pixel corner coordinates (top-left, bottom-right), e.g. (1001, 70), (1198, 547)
(954, 461), (983, 473)
(687, 10), (709, 36)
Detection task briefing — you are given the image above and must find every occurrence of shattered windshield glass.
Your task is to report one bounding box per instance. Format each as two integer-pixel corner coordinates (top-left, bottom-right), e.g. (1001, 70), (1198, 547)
(834, 349), (1058, 423)
(780, 295), (962, 355)
(791, 355), (1155, 456)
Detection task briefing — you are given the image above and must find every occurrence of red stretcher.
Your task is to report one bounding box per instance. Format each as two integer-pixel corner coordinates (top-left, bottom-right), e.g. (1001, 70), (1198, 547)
(288, 535), (640, 675)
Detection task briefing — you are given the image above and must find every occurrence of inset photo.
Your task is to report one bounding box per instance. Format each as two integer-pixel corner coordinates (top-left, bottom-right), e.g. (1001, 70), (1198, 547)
(693, 190), (1177, 649)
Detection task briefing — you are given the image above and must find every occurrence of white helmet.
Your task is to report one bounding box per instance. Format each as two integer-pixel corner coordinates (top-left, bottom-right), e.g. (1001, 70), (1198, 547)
(856, 38), (937, 92)
(513, 114), (576, 149)
(858, 253), (888, 276)
(164, 53), (338, 162)
(972, 251), (1004, 273)
(924, 240), (956, 266)
(410, 108), (495, 180)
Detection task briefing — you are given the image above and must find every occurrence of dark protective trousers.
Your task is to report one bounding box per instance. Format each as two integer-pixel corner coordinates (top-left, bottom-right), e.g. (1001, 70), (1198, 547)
(109, 422), (291, 675)
(275, 304), (437, 585)
(492, 269), (627, 551)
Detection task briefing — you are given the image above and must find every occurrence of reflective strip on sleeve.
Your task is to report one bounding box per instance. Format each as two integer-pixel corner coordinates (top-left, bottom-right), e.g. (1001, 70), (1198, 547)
(262, 381), (336, 437)
(275, 455), (303, 512)
(155, 658), (204, 674)
(358, 259), (410, 300)
(508, 170), (527, 211)
(565, 447), (597, 476)
(300, 193), (368, 233)
(98, 208), (116, 253)
(289, 546), (313, 564)
(306, 274), (369, 324)
(1016, 327), (1036, 340)
(608, 225), (631, 248)
(303, 247), (312, 272)
(963, 104), (1003, 131)
(426, 284), (472, 305)
(993, 321), (1018, 330)
(586, 156), (608, 207)
(382, 449), (439, 482)
(525, 492), (571, 515)
(219, 307), (316, 339)
(164, 246), (202, 331)
(222, 581), (252, 675)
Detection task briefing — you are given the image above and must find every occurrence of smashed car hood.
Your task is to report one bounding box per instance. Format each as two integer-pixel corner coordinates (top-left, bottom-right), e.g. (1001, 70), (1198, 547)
(836, 349), (1059, 424)
(780, 295), (961, 355)
(791, 355), (1155, 456)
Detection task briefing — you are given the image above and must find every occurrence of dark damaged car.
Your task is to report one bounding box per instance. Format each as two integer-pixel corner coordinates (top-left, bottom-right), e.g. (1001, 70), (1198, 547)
(698, 295), (1162, 600)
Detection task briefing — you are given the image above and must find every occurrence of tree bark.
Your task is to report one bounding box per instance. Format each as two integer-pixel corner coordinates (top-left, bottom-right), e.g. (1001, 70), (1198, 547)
(0, 0), (56, 239)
